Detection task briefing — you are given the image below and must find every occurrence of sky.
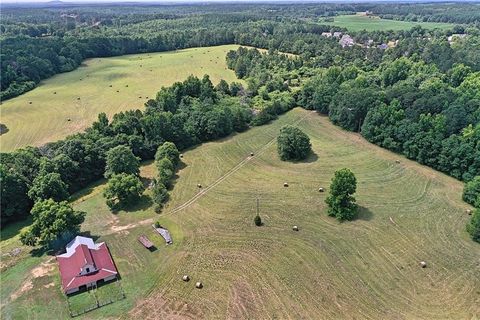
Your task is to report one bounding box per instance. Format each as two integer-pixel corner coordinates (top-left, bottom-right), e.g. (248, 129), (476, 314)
(1, 0), (463, 2)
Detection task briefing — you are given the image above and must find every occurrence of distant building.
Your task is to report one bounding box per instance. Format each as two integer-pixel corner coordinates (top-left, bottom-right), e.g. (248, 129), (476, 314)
(321, 32), (332, 38)
(333, 32), (343, 39)
(339, 35), (355, 48)
(378, 43), (389, 50)
(56, 236), (118, 295)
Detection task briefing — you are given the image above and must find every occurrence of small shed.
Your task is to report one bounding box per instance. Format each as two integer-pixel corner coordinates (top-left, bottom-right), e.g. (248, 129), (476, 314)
(138, 235), (154, 249)
(153, 225), (173, 245)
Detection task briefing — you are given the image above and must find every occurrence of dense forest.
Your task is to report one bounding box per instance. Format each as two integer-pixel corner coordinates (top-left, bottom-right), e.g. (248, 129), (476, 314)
(1, 2), (479, 100)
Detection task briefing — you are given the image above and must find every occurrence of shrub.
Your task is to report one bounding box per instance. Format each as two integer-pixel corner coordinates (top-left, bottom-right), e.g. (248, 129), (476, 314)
(254, 214), (262, 226)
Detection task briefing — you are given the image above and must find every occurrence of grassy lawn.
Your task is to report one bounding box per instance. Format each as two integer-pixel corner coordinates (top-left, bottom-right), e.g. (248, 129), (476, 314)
(67, 290), (97, 316)
(324, 14), (456, 31)
(0, 45), (242, 152)
(1, 108), (478, 319)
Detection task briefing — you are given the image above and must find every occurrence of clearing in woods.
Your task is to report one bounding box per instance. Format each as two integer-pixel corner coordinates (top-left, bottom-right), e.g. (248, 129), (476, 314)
(0, 45), (241, 152)
(1, 108), (479, 319)
(324, 13), (456, 31)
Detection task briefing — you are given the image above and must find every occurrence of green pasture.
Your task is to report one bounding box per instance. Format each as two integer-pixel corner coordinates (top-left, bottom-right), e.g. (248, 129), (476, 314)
(1, 108), (478, 319)
(0, 45), (241, 152)
(324, 14), (456, 31)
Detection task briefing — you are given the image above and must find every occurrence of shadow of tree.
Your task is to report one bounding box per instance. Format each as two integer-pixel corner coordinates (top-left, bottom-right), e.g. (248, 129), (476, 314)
(355, 205), (374, 221)
(0, 217), (33, 242)
(111, 194), (153, 214)
(293, 151), (318, 164)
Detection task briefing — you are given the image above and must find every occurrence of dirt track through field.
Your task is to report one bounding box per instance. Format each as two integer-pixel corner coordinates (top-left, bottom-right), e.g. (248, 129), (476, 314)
(165, 114), (308, 216)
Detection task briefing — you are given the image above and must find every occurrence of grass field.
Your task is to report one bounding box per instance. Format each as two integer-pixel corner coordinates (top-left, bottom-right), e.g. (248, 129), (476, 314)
(1, 108), (479, 319)
(324, 14), (456, 31)
(0, 45), (241, 152)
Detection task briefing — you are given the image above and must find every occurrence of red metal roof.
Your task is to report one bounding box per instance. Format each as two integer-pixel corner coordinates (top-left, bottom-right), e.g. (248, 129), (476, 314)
(56, 239), (118, 293)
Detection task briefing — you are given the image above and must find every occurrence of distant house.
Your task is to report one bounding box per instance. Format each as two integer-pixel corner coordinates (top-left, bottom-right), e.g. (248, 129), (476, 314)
(321, 32), (332, 38)
(333, 32), (343, 39)
(339, 35), (355, 48)
(56, 236), (118, 295)
(378, 43), (389, 50)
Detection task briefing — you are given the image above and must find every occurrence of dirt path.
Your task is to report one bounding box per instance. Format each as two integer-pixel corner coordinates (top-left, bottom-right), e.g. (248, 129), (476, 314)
(9, 257), (56, 302)
(165, 114), (308, 216)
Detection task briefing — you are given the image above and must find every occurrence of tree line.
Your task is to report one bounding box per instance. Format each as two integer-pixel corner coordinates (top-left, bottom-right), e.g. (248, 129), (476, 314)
(1, 74), (282, 227)
(3, 2), (477, 100)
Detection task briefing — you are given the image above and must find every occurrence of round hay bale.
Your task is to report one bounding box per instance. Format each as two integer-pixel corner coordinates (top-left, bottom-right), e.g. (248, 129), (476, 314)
(29, 101), (32, 104)
(197, 184), (202, 188)
(180, 154), (184, 158)
(318, 187), (324, 192)
(182, 275), (190, 282)
(109, 84), (112, 87)
(292, 225), (299, 231)
(139, 96), (142, 99)
(116, 90), (119, 93)
(466, 209), (472, 215)
(420, 261), (427, 268)
(77, 97), (81, 100)
(250, 152), (254, 156)
(125, 85), (129, 87)
(195, 282), (203, 289)
(67, 118), (71, 121)
(284, 182), (289, 187)
(395, 160), (401, 164)
(53, 91), (57, 94)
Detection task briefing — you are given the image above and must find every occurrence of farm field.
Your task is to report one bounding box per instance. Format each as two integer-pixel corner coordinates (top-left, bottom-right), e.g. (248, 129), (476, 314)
(0, 45), (241, 152)
(325, 14), (456, 31)
(1, 108), (479, 319)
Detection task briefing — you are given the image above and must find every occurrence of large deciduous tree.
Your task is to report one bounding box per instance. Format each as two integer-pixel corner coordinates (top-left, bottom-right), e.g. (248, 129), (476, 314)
(277, 125), (311, 161)
(28, 172), (69, 202)
(20, 199), (85, 248)
(463, 176), (480, 206)
(103, 173), (144, 209)
(155, 142), (180, 167)
(325, 168), (358, 221)
(104, 145), (140, 178)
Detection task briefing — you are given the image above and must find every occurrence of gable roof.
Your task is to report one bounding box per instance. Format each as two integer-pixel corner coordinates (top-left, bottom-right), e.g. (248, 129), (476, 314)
(56, 236), (118, 292)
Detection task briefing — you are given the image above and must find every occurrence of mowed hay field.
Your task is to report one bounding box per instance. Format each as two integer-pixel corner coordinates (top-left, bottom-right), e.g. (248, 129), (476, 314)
(326, 14), (456, 31)
(2, 108), (479, 319)
(0, 45), (241, 152)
